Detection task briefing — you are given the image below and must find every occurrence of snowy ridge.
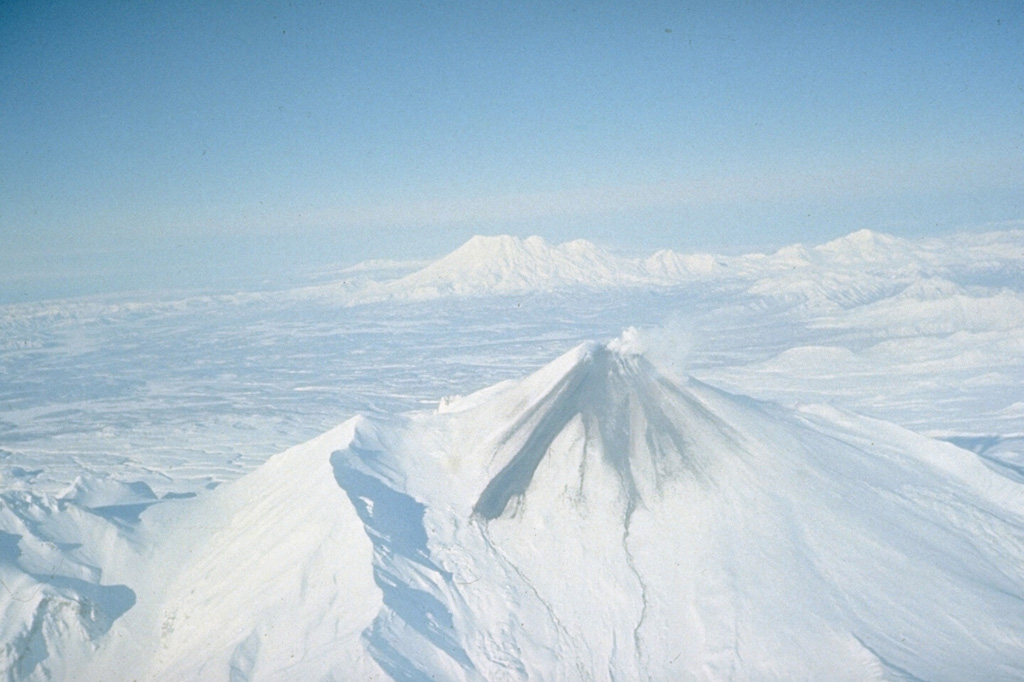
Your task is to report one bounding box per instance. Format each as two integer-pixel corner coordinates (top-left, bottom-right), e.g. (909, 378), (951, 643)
(282, 228), (1024, 311)
(398, 235), (642, 293)
(294, 234), (718, 303)
(69, 421), (384, 681)
(815, 279), (1024, 335)
(353, 235), (665, 301)
(0, 488), (139, 680)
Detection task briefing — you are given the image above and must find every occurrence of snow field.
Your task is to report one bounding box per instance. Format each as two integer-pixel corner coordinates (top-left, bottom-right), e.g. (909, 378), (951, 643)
(1, 228), (1022, 680)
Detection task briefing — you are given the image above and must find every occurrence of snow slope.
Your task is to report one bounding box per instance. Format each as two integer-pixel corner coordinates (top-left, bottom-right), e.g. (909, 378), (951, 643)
(318, 331), (1024, 681)
(0, 487), (138, 681)
(102, 420), (384, 681)
(15, 331), (1013, 680)
(386, 235), (649, 295)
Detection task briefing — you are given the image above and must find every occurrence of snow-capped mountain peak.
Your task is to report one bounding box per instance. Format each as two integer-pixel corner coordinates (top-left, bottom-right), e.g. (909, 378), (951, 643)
(813, 228), (923, 270)
(386, 234), (635, 296)
(466, 333), (708, 520)
(319, 332), (1024, 680)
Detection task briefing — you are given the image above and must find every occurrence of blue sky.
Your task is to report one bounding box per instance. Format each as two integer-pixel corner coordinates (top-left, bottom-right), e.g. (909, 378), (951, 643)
(1, 1), (1022, 300)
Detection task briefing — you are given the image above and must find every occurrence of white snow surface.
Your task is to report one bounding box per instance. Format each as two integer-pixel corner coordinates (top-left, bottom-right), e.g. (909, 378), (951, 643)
(331, 336), (1024, 681)
(1, 227), (1024, 680)
(6, 335), (1023, 681)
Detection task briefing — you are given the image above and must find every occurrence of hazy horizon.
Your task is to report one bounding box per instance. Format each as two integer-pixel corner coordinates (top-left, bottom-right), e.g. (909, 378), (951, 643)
(3, 1), (1022, 302)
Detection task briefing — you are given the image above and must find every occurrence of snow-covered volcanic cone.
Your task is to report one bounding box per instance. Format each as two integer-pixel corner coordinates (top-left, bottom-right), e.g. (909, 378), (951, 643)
(20, 330), (1024, 681)
(322, 330), (1024, 681)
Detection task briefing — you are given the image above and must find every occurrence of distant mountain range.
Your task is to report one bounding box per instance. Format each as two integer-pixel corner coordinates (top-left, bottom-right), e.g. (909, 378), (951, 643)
(294, 229), (1024, 310)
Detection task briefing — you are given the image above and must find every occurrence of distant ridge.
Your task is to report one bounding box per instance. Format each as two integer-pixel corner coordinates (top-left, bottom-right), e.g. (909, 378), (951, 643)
(386, 234), (651, 295)
(290, 229), (1024, 309)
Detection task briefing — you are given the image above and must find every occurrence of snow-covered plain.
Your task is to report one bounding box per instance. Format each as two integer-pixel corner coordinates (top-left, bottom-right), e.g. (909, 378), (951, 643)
(1, 229), (1023, 680)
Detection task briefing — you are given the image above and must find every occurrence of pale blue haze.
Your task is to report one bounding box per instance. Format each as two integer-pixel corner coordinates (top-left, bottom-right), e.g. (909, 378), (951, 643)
(1, 0), (1021, 301)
